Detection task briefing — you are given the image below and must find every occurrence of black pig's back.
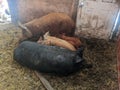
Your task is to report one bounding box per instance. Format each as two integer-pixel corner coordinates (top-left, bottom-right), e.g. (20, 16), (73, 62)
(14, 41), (83, 75)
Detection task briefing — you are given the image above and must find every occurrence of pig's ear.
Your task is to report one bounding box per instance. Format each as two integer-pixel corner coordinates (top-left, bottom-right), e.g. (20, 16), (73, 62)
(75, 58), (83, 63)
(44, 31), (50, 39)
(77, 45), (85, 58)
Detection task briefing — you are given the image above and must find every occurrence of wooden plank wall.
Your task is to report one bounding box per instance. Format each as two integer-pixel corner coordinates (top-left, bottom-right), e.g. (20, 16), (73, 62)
(75, 0), (119, 40)
(7, 0), (79, 23)
(7, 0), (120, 40)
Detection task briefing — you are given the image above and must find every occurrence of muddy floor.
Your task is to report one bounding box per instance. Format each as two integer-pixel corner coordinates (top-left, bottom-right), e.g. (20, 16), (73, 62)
(0, 23), (118, 90)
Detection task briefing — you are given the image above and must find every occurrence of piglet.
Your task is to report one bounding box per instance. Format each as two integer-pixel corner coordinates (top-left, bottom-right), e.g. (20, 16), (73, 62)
(37, 32), (76, 51)
(59, 34), (82, 49)
(14, 41), (91, 76)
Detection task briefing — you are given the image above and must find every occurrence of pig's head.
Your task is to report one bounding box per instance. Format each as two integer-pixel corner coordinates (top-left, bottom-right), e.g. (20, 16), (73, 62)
(76, 45), (84, 58)
(73, 46), (92, 72)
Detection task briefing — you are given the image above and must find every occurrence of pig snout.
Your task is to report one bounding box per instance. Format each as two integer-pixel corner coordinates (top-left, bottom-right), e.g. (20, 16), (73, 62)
(74, 56), (92, 70)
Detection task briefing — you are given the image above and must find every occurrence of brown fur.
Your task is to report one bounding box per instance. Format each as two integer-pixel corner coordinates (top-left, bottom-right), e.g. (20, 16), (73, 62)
(22, 12), (75, 41)
(59, 34), (82, 49)
(37, 32), (76, 51)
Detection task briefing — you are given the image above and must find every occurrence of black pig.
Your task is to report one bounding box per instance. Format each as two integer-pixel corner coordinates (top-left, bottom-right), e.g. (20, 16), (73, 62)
(14, 41), (91, 76)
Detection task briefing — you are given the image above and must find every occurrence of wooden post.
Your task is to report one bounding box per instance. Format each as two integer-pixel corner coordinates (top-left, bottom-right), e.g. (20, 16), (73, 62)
(7, 0), (18, 24)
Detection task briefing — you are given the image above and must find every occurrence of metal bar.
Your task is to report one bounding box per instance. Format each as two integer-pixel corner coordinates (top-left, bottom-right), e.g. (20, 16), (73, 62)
(110, 9), (120, 40)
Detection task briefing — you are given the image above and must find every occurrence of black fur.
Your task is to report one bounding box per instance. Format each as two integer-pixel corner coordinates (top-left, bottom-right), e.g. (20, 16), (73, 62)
(14, 41), (91, 76)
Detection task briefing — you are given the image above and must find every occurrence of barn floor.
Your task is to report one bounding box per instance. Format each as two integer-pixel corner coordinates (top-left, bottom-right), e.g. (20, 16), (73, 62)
(0, 23), (118, 90)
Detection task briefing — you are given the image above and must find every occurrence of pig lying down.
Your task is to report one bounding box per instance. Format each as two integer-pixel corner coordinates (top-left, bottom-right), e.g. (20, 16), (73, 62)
(14, 41), (92, 76)
(37, 32), (77, 51)
(59, 34), (82, 49)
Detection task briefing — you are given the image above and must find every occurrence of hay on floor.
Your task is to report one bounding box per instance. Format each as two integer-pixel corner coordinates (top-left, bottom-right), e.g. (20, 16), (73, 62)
(0, 23), (118, 90)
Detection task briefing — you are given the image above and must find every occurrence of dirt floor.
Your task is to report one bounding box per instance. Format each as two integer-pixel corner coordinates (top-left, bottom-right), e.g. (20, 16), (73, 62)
(0, 23), (118, 90)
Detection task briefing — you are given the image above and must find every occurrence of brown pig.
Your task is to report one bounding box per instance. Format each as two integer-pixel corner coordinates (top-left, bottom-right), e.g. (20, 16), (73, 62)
(19, 12), (75, 42)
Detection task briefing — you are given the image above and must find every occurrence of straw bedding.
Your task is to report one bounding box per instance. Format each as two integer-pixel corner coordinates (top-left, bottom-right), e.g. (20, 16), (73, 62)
(0, 24), (118, 90)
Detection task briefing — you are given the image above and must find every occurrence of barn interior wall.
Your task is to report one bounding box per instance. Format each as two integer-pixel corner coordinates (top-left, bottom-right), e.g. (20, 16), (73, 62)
(75, 0), (119, 40)
(7, 0), (79, 24)
(7, 0), (120, 40)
